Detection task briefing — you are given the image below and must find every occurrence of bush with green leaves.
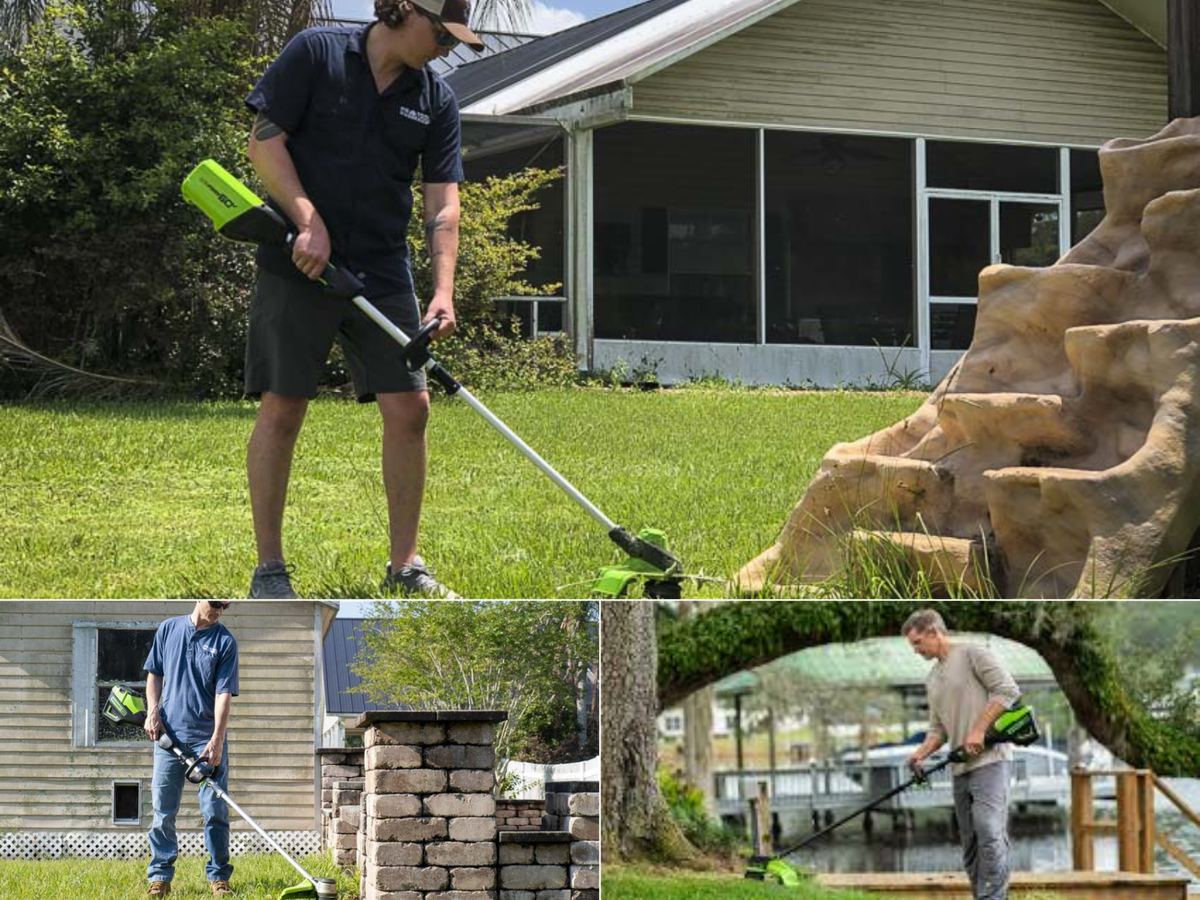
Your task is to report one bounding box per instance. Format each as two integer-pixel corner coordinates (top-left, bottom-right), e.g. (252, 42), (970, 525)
(0, 0), (261, 395)
(656, 768), (743, 856)
(352, 600), (597, 766)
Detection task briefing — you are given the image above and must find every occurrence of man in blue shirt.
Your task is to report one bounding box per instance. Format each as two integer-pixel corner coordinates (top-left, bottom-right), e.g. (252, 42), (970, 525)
(243, 0), (484, 600)
(143, 601), (240, 899)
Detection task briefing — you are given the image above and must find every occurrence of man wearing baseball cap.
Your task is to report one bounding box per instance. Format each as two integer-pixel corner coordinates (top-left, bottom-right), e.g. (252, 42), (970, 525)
(242, 0), (482, 599)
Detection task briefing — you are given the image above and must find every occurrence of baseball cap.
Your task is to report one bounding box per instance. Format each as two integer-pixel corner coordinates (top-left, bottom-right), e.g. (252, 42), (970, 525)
(410, 0), (485, 51)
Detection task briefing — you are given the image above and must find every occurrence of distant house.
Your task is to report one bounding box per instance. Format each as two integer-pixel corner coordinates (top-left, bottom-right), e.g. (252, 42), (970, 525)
(441, 0), (1169, 385)
(0, 601), (338, 859)
(320, 617), (397, 747)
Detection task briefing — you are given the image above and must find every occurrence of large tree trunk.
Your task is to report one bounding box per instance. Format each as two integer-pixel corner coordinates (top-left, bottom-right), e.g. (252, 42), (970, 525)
(601, 601), (694, 861)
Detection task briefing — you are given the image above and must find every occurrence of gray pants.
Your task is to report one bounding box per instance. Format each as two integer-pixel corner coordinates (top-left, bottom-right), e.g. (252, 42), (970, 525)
(952, 760), (1011, 900)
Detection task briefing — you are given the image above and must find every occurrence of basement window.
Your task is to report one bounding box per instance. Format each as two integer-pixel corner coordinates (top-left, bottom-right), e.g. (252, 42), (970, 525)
(113, 781), (142, 825)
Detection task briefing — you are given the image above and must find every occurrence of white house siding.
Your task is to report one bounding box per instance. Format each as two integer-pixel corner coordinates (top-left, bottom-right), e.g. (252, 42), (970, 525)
(631, 0), (1167, 146)
(0, 601), (325, 836)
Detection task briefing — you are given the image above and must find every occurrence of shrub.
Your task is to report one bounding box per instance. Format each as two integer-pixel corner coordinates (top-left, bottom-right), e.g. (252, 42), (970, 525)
(657, 768), (742, 855)
(0, 0), (261, 396)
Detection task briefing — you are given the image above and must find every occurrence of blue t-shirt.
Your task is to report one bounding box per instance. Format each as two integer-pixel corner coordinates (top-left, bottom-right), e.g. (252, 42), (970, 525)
(143, 615), (240, 743)
(245, 24), (465, 297)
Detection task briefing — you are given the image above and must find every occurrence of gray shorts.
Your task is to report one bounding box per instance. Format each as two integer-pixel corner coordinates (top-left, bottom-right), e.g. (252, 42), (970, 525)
(245, 267), (427, 402)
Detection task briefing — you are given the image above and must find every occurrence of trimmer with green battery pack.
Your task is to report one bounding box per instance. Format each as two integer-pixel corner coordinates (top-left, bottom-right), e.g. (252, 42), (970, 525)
(744, 700), (1041, 887)
(181, 158), (683, 598)
(104, 686), (338, 900)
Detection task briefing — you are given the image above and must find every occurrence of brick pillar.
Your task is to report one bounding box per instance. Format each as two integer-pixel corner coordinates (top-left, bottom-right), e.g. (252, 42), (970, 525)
(350, 710), (506, 900)
(543, 781), (599, 900)
(317, 748), (365, 866)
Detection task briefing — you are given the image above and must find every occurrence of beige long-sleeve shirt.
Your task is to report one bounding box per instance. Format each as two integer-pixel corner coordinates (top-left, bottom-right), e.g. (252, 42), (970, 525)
(926, 642), (1021, 775)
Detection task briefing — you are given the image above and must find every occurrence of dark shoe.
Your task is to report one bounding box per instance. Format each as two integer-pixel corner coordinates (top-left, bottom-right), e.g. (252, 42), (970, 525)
(210, 882), (233, 898)
(382, 555), (460, 598)
(249, 560), (297, 598)
(148, 883), (171, 898)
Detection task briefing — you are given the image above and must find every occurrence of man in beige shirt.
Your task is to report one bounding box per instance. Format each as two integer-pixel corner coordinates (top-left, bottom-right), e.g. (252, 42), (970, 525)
(903, 609), (1021, 900)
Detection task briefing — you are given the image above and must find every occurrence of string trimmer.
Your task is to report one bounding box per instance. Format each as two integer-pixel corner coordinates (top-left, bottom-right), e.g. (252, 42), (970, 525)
(180, 159), (683, 598)
(745, 700), (1041, 887)
(104, 686), (338, 900)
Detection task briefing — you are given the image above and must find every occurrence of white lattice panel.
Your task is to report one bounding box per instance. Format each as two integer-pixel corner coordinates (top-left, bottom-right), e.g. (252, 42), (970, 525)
(0, 831), (321, 860)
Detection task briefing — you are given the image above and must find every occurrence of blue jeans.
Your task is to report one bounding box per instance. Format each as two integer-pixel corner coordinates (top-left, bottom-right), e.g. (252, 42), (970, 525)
(147, 738), (234, 884)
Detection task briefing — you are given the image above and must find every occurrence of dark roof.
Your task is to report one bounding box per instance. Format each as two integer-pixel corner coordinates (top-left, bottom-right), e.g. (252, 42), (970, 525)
(320, 19), (540, 80)
(431, 30), (540, 78)
(323, 618), (393, 715)
(446, 0), (693, 108)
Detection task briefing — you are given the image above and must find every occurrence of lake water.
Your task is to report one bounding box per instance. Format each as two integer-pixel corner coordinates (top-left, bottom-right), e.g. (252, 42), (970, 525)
(778, 778), (1199, 892)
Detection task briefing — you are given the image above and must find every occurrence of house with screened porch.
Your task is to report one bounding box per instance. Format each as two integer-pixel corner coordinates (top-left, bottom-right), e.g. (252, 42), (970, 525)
(449, 0), (1177, 386)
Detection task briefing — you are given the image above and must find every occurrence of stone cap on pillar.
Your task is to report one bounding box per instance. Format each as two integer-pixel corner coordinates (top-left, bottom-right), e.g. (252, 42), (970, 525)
(499, 831), (573, 844)
(348, 709), (508, 728)
(544, 781), (598, 793)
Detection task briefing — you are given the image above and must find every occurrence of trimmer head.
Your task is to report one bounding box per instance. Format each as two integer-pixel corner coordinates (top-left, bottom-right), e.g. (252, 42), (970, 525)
(592, 527), (684, 598)
(744, 856), (808, 887)
(280, 878), (337, 900)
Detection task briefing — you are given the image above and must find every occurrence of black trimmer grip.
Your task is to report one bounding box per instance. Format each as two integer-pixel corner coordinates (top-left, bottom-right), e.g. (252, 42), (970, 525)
(608, 527), (682, 573)
(318, 263), (366, 300)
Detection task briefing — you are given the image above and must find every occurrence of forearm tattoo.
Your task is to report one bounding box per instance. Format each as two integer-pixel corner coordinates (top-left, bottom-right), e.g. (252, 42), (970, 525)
(425, 214), (458, 256)
(253, 113), (284, 141)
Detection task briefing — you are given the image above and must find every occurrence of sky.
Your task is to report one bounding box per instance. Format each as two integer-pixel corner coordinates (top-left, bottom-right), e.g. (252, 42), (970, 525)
(336, 601), (376, 617)
(331, 0), (638, 34)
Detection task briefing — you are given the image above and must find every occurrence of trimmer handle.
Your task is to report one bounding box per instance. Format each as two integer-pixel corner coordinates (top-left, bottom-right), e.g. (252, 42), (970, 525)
(156, 733), (216, 784)
(400, 318), (444, 372)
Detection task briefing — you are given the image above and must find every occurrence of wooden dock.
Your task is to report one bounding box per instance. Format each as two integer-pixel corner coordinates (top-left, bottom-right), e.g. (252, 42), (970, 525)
(816, 870), (1191, 899)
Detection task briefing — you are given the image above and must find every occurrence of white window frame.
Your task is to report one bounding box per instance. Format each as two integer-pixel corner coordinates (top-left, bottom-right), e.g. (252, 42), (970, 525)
(72, 621), (159, 749)
(111, 780), (143, 826)
(918, 144), (1071, 369)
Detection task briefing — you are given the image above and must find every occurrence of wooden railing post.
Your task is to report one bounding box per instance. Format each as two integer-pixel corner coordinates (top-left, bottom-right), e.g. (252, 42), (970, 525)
(748, 779), (772, 857)
(1071, 768), (1094, 870)
(1116, 771), (1139, 873)
(1138, 770), (1156, 874)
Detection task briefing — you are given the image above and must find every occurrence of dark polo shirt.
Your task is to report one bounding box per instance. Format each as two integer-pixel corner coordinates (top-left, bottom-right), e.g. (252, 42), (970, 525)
(245, 24), (464, 297)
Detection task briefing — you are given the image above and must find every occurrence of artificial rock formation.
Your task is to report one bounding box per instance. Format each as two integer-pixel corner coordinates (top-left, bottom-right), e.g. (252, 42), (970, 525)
(738, 117), (1200, 598)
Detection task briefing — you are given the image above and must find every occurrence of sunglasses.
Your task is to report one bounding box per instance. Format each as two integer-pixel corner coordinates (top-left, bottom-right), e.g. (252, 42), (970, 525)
(208, 601), (231, 610)
(414, 7), (459, 48)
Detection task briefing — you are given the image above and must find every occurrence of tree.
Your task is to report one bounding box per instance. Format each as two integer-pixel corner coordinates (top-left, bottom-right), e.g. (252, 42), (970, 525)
(606, 600), (1200, 860)
(600, 600), (694, 861)
(352, 600), (596, 766)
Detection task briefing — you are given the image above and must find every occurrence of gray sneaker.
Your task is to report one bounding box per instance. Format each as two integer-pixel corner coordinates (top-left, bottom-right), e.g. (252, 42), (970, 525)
(249, 560), (298, 599)
(382, 555), (460, 598)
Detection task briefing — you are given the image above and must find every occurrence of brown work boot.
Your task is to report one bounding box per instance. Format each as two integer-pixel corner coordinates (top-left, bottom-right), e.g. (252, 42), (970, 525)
(147, 883), (170, 898)
(210, 882), (233, 898)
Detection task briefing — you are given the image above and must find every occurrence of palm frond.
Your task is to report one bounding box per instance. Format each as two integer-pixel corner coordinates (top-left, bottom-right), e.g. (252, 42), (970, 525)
(0, 309), (159, 399)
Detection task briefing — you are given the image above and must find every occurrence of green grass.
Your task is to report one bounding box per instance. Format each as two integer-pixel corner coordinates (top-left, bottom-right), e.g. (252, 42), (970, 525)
(0, 852), (358, 900)
(602, 865), (890, 900)
(0, 387), (924, 598)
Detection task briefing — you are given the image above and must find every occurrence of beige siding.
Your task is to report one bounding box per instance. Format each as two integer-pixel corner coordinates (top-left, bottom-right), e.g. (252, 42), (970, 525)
(0, 601), (321, 832)
(632, 0), (1167, 145)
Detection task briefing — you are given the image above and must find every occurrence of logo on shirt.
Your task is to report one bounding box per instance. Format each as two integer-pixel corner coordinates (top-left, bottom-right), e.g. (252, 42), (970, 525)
(398, 106), (431, 126)
(201, 644), (219, 657)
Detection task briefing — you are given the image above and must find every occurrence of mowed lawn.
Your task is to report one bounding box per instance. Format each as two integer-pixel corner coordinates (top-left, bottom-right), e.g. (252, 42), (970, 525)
(603, 866), (891, 900)
(0, 852), (357, 900)
(0, 388), (924, 598)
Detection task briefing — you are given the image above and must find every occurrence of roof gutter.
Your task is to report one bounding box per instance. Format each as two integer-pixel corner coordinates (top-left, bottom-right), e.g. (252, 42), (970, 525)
(461, 0), (771, 115)
(516, 82), (632, 130)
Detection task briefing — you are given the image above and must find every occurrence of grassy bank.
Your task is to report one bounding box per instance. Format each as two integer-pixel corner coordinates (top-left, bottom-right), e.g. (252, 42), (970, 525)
(0, 387), (924, 597)
(602, 865), (886, 900)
